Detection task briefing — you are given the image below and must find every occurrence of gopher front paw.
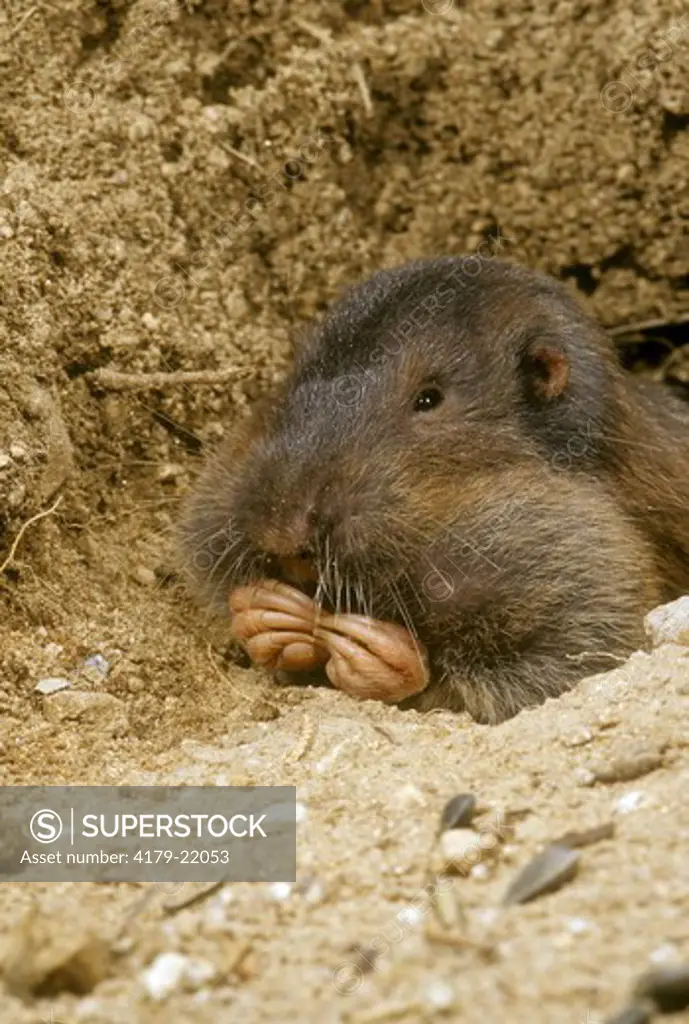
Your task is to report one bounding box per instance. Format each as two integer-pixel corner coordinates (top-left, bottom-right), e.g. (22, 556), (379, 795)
(229, 580), (328, 672)
(314, 613), (429, 703)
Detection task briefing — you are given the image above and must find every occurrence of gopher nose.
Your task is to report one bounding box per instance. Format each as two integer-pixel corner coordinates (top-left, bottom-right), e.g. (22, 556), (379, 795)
(255, 508), (319, 585)
(258, 507), (314, 557)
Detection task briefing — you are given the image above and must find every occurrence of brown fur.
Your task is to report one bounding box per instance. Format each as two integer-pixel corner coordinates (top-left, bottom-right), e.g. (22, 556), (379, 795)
(177, 257), (689, 723)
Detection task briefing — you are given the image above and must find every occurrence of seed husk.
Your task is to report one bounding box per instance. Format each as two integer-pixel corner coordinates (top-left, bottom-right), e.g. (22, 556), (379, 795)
(591, 752), (663, 784)
(634, 964), (689, 1013)
(439, 793), (476, 831)
(502, 844), (579, 906)
(430, 883), (467, 932)
(553, 821), (615, 848)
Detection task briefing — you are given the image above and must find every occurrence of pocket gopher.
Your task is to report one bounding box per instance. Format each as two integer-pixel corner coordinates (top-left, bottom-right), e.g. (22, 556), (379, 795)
(178, 257), (689, 723)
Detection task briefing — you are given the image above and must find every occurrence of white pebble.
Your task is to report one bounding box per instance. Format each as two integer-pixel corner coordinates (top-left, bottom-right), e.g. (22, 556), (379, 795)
(471, 863), (490, 880)
(573, 767), (596, 787)
(615, 790), (646, 814)
(141, 952), (198, 1000)
(269, 881), (292, 901)
(650, 942), (680, 964)
(475, 906), (500, 927)
(157, 463), (182, 483)
(425, 979), (455, 1010)
(0, 453), (10, 469)
(397, 905), (424, 928)
(439, 827), (500, 874)
(141, 312), (159, 330)
(35, 677), (71, 695)
(9, 443), (27, 461)
(566, 917), (590, 934)
(303, 879), (324, 903)
(394, 783), (426, 807)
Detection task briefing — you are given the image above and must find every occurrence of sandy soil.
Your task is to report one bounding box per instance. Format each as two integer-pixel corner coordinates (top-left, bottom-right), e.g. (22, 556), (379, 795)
(0, 0), (688, 1022)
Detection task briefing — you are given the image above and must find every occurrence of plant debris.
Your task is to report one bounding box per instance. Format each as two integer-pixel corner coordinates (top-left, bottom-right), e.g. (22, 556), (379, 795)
(502, 845), (580, 906)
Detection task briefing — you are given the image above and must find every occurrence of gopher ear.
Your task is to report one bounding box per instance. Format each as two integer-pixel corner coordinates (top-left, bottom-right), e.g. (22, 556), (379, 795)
(520, 340), (570, 401)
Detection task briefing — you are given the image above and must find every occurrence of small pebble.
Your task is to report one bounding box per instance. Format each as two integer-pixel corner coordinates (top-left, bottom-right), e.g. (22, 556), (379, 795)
(35, 677), (71, 695)
(140, 952), (215, 1001)
(0, 453), (10, 470)
(133, 566), (157, 586)
(395, 783), (426, 809)
(141, 312), (159, 330)
(475, 907), (500, 929)
(573, 767), (597, 787)
(84, 654), (110, 677)
(650, 943), (680, 965)
(9, 443), (27, 461)
(397, 905), (424, 928)
(502, 844), (580, 906)
(438, 827), (499, 875)
(439, 792), (476, 830)
(8, 483), (26, 508)
(471, 862), (490, 880)
(424, 979), (456, 1010)
(301, 878), (324, 904)
(645, 596), (689, 647)
(635, 964), (689, 1012)
(566, 917), (590, 934)
(158, 463), (183, 484)
(268, 882), (292, 901)
(614, 791), (646, 815)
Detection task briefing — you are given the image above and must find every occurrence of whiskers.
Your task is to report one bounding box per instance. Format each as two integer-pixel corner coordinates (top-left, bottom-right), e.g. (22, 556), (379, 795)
(305, 527), (420, 647)
(177, 508), (268, 612)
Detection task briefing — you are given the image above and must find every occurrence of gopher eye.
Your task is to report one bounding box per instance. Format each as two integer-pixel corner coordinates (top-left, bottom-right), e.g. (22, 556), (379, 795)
(413, 386), (445, 413)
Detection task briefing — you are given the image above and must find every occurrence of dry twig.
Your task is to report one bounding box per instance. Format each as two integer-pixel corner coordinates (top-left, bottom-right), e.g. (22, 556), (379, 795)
(352, 62), (373, 116)
(89, 367), (249, 391)
(607, 313), (689, 338)
(9, 5), (38, 39)
(0, 496), (63, 577)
